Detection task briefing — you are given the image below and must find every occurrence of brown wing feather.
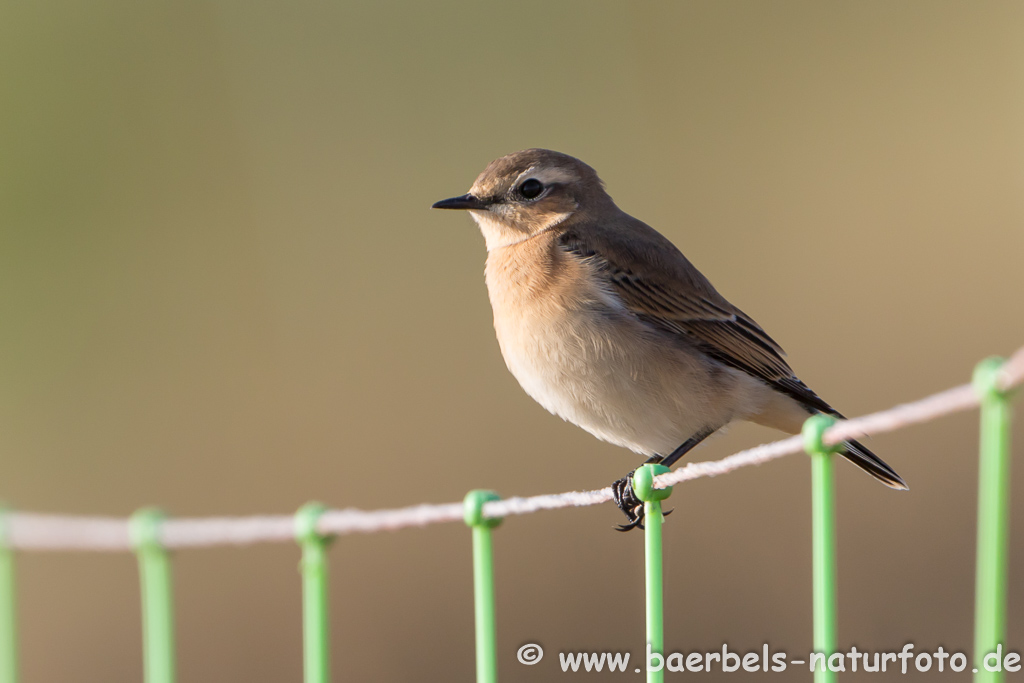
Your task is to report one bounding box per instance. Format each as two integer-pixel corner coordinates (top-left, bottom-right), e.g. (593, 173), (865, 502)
(558, 222), (837, 416)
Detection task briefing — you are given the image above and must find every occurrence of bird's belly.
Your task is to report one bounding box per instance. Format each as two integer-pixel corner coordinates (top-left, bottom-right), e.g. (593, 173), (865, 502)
(494, 305), (738, 456)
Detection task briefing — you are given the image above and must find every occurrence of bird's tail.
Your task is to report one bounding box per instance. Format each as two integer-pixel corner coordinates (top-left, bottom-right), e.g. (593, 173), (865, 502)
(837, 439), (908, 490)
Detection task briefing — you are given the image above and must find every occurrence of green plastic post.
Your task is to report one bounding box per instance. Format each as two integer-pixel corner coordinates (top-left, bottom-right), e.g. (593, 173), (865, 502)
(633, 464), (672, 683)
(464, 490), (501, 683)
(0, 508), (17, 683)
(130, 509), (175, 683)
(973, 358), (1014, 682)
(295, 503), (331, 683)
(803, 415), (838, 683)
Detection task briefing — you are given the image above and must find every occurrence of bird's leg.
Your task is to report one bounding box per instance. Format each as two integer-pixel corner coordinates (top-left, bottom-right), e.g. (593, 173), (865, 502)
(612, 428), (717, 532)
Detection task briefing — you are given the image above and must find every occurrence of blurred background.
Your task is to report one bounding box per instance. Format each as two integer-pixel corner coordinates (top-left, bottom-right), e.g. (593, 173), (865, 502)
(2, 1), (1022, 680)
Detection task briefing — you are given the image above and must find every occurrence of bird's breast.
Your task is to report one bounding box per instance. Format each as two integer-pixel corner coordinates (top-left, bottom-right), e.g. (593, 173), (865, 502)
(483, 237), (734, 455)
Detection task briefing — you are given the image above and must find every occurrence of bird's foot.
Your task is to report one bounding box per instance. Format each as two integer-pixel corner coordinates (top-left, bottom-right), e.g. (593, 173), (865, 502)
(612, 470), (674, 532)
(612, 474), (646, 531)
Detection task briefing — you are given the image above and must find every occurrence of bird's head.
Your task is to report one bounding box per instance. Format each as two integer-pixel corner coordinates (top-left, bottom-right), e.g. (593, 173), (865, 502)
(432, 148), (612, 250)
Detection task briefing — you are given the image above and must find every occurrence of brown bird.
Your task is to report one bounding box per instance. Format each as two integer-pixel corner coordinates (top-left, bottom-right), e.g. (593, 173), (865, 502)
(433, 149), (906, 529)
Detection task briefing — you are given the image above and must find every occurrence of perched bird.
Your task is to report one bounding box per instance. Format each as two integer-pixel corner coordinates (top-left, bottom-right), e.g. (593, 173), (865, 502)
(433, 149), (906, 529)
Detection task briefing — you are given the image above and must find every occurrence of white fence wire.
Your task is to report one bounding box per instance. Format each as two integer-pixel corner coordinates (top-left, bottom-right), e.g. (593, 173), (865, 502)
(5, 346), (1022, 551)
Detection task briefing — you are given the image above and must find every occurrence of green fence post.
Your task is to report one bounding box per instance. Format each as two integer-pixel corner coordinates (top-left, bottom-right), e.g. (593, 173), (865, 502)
(973, 357), (1014, 682)
(0, 507), (16, 683)
(632, 464), (673, 683)
(130, 508), (175, 683)
(464, 490), (501, 683)
(295, 503), (331, 683)
(803, 415), (838, 683)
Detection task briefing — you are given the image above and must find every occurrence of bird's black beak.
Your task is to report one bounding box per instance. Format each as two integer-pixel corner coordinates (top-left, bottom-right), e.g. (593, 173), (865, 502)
(431, 193), (490, 210)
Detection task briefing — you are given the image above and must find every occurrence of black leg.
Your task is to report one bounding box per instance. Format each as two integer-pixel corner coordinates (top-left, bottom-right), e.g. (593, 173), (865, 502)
(611, 427), (718, 532)
(656, 427), (717, 469)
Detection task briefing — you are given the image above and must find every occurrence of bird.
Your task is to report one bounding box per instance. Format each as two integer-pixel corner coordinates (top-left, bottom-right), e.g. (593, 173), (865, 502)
(432, 148), (906, 530)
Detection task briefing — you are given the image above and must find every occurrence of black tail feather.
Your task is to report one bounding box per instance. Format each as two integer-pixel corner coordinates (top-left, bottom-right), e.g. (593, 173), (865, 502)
(838, 439), (908, 490)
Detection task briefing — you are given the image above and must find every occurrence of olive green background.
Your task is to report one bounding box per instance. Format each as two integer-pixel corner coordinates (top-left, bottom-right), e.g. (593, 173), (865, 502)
(2, 1), (1022, 681)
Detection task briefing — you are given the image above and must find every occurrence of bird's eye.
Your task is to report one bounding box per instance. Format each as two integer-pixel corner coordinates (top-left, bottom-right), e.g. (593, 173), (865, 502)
(518, 178), (544, 199)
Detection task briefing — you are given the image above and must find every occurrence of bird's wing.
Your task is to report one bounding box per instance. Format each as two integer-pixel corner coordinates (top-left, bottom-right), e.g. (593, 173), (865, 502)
(558, 223), (837, 416)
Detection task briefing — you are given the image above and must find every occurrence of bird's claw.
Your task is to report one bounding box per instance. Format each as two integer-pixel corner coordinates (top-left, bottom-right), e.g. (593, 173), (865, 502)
(612, 474), (645, 531)
(612, 473), (674, 532)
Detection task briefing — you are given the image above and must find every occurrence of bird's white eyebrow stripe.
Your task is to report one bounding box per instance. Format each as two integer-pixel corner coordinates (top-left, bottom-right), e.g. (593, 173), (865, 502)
(513, 165), (576, 187)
